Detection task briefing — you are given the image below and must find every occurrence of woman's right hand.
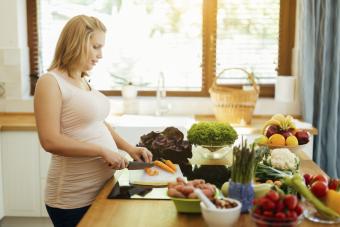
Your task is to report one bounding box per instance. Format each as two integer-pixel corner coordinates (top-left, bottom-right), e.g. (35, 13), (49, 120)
(100, 148), (129, 170)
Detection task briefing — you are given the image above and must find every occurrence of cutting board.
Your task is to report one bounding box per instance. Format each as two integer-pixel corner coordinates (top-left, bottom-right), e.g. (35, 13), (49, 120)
(129, 164), (183, 186)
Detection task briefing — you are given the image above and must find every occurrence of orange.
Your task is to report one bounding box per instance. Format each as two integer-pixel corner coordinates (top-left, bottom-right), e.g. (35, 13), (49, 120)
(268, 134), (285, 146)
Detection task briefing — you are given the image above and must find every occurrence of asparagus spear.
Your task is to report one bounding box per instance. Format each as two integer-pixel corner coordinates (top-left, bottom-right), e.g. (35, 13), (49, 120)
(284, 174), (340, 220)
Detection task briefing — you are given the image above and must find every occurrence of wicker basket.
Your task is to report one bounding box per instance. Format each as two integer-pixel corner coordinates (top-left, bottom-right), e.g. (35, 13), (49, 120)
(209, 68), (259, 125)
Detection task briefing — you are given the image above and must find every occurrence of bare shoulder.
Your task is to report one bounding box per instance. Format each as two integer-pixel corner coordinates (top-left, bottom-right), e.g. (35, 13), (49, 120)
(35, 73), (61, 96)
(36, 73), (58, 86)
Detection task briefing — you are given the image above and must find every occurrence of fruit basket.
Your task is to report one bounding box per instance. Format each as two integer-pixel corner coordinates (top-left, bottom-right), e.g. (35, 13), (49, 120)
(257, 143), (306, 153)
(255, 114), (310, 151)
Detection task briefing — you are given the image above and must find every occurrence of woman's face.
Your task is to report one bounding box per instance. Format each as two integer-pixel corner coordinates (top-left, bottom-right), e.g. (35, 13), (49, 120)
(83, 30), (105, 71)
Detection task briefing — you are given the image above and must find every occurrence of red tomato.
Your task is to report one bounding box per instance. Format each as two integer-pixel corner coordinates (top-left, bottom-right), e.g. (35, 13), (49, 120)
(311, 181), (328, 198)
(283, 195), (298, 210)
(303, 173), (313, 186)
(266, 190), (280, 202)
(328, 178), (340, 190)
(312, 174), (328, 184)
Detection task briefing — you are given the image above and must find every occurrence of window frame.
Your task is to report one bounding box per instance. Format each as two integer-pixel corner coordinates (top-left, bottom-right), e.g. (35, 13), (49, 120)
(27, 0), (296, 98)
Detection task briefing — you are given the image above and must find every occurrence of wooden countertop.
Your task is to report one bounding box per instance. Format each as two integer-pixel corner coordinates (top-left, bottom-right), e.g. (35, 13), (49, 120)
(0, 113), (36, 131)
(0, 113), (317, 136)
(195, 114), (318, 135)
(78, 152), (331, 227)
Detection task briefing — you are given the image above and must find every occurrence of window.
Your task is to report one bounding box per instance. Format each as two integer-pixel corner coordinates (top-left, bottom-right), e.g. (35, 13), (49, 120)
(27, 0), (295, 97)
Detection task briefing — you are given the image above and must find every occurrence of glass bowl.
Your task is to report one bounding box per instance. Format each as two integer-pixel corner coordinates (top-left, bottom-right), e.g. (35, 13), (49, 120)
(250, 211), (303, 227)
(302, 200), (340, 224)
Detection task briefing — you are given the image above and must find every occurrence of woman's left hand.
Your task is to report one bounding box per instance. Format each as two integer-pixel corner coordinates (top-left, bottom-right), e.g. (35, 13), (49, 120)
(129, 147), (153, 163)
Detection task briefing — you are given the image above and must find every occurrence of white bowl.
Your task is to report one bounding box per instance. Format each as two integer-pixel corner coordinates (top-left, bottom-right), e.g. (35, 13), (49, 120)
(200, 198), (241, 227)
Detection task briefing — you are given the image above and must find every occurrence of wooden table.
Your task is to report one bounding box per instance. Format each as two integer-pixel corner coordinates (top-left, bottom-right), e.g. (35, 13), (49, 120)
(78, 152), (337, 227)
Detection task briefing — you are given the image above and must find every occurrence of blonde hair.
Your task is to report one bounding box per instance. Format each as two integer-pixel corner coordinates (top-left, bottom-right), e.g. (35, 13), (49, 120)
(48, 15), (106, 77)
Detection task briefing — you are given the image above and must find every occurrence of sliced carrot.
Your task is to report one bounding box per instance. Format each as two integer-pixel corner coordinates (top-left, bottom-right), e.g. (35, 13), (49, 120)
(144, 167), (159, 176)
(154, 160), (175, 174)
(161, 159), (177, 172)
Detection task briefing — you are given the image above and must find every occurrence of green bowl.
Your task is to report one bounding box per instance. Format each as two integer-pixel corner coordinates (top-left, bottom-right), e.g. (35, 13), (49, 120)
(170, 197), (201, 213)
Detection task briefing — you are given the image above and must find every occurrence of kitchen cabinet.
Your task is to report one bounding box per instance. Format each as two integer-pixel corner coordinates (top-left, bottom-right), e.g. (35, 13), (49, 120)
(1, 131), (41, 216)
(0, 132), (4, 220)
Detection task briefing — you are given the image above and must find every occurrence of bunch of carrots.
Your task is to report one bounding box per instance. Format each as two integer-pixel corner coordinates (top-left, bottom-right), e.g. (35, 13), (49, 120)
(145, 159), (177, 176)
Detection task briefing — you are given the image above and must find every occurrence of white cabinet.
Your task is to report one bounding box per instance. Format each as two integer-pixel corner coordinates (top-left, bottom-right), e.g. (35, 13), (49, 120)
(39, 145), (51, 217)
(1, 131), (41, 216)
(0, 131), (4, 220)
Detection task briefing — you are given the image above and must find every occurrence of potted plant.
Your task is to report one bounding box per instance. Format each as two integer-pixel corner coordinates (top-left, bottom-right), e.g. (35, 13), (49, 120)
(187, 122), (238, 156)
(110, 73), (149, 99)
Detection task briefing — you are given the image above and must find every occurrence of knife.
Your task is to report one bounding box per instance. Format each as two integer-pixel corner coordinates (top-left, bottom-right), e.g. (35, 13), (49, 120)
(127, 161), (154, 170)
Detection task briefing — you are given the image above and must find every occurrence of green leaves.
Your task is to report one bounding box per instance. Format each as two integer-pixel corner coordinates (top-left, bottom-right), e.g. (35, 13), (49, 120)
(187, 122), (238, 146)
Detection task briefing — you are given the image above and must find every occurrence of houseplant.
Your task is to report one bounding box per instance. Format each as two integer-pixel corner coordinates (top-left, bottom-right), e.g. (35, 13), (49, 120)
(110, 73), (149, 99)
(187, 121), (238, 152)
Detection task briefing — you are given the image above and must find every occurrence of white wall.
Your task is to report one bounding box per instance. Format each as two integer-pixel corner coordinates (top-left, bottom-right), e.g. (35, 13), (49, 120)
(0, 0), (301, 116)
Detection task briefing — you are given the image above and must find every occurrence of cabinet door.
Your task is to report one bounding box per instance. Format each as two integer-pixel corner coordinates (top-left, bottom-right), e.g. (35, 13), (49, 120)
(39, 145), (51, 217)
(1, 131), (41, 216)
(0, 132), (4, 219)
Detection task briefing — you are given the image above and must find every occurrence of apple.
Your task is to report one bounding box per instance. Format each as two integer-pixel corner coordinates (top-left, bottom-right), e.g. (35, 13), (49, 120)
(294, 130), (309, 145)
(265, 125), (280, 138)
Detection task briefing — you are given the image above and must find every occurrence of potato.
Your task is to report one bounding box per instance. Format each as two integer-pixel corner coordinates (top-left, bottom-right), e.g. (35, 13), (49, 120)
(167, 188), (185, 198)
(181, 186), (194, 196)
(187, 192), (198, 199)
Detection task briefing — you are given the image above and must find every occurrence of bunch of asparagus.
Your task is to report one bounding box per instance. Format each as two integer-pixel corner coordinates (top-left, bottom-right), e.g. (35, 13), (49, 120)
(231, 140), (267, 184)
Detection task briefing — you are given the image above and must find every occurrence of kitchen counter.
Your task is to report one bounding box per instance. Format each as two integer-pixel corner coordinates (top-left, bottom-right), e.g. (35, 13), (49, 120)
(78, 151), (331, 227)
(0, 113), (317, 135)
(0, 113), (36, 130)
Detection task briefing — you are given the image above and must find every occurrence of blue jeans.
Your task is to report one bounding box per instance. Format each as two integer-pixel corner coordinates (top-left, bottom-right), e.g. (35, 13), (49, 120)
(45, 204), (91, 227)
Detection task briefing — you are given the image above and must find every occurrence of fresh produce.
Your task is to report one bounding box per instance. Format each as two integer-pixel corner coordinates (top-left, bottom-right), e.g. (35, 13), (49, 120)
(294, 130), (310, 145)
(284, 174), (340, 219)
(137, 127), (192, 164)
(144, 167), (159, 176)
(328, 178), (340, 191)
(258, 114), (310, 146)
(252, 190), (303, 221)
(311, 181), (328, 198)
(221, 182), (272, 199)
(263, 114), (296, 138)
(154, 160), (175, 174)
(231, 141), (262, 184)
(255, 163), (292, 182)
(303, 173), (313, 186)
(325, 190), (340, 215)
(311, 174), (328, 184)
(167, 177), (216, 199)
(263, 148), (300, 172)
(161, 159), (177, 171)
(187, 121), (238, 146)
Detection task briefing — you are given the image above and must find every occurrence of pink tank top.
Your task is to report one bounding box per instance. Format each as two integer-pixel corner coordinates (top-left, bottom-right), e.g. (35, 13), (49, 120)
(43, 71), (117, 209)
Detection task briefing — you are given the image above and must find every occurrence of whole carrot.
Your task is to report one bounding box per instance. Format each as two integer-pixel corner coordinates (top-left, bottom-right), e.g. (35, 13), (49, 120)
(161, 159), (177, 172)
(154, 160), (175, 174)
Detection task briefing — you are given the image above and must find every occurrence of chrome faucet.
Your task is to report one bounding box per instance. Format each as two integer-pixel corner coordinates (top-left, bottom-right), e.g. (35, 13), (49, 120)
(155, 72), (170, 116)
